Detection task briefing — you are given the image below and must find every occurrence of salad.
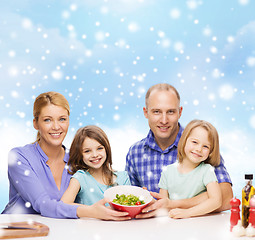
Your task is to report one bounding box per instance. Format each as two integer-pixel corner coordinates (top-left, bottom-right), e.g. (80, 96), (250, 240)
(112, 194), (145, 206)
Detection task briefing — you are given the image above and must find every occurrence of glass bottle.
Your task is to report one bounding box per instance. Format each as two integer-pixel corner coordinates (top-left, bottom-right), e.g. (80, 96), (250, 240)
(242, 174), (255, 228)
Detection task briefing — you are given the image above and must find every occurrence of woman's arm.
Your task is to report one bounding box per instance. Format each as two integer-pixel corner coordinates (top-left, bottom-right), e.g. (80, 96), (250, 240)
(7, 148), (132, 221)
(76, 199), (131, 220)
(7, 149), (78, 218)
(169, 181), (222, 219)
(61, 178), (80, 203)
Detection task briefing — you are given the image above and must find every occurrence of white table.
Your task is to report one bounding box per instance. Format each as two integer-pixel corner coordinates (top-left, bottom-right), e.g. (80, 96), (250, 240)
(0, 211), (245, 240)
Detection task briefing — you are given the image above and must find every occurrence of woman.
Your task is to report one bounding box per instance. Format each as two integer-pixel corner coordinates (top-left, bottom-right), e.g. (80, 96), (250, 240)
(2, 91), (130, 220)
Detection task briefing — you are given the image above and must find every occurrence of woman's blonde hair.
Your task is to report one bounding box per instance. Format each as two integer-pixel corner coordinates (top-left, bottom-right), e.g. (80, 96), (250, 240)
(33, 91), (70, 142)
(178, 119), (220, 167)
(68, 125), (115, 186)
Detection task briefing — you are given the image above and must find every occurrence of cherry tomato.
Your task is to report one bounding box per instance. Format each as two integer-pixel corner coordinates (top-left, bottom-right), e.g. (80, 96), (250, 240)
(135, 201), (141, 205)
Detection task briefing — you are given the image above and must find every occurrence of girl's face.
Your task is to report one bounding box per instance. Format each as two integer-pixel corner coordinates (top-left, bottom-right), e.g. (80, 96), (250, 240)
(33, 104), (69, 149)
(82, 137), (107, 171)
(184, 126), (211, 166)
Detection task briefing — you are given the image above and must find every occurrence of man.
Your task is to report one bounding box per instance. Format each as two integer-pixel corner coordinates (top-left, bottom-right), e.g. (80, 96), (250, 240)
(125, 83), (233, 215)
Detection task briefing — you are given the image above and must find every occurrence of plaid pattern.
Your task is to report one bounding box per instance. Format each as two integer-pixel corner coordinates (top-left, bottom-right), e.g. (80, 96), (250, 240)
(125, 124), (232, 193)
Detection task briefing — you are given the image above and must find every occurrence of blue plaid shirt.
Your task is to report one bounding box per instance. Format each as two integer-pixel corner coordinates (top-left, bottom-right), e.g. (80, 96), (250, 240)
(125, 123), (232, 193)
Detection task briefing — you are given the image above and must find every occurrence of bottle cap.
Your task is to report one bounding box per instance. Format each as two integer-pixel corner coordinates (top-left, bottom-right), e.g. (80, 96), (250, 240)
(245, 174), (253, 180)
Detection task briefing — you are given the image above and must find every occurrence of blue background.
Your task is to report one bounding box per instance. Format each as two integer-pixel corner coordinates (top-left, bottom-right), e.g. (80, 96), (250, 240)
(1, 0), (255, 212)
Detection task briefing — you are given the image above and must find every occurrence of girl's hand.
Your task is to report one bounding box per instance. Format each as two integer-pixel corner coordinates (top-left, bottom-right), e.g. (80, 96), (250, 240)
(77, 198), (131, 221)
(169, 208), (190, 219)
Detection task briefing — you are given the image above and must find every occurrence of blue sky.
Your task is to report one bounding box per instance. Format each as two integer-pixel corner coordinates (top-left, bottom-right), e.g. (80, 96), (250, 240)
(1, 0), (255, 212)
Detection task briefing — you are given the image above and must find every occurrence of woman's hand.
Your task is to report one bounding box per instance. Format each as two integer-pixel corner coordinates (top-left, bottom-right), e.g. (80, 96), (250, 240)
(77, 198), (131, 221)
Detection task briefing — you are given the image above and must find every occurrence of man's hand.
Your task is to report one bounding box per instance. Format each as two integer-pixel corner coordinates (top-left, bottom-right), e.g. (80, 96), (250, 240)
(135, 191), (169, 219)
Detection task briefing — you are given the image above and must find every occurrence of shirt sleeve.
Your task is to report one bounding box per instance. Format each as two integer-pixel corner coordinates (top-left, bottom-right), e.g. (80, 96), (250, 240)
(8, 148), (79, 219)
(158, 169), (168, 190)
(71, 171), (84, 191)
(203, 165), (218, 187)
(214, 155), (232, 185)
(122, 171), (131, 185)
(125, 147), (142, 187)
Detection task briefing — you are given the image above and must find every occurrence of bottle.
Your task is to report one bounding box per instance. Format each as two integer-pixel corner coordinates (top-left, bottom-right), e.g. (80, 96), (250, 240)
(242, 174), (255, 228)
(230, 197), (241, 231)
(249, 195), (255, 227)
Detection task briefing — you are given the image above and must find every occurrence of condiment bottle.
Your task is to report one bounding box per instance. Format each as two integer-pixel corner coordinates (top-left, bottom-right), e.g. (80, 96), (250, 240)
(230, 197), (241, 231)
(242, 174), (255, 228)
(249, 195), (255, 227)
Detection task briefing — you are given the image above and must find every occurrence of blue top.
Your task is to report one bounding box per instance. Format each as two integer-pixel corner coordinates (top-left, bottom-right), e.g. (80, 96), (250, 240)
(125, 123), (232, 193)
(159, 162), (218, 199)
(2, 143), (78, 219)
(73, 170), (131, 205)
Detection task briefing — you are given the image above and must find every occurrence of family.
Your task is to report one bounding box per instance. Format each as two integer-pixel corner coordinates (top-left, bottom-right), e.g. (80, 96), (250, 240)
(2, 83), (233, 220)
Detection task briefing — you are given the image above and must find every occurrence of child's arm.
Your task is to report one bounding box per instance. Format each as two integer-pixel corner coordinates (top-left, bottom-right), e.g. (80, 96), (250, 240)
(159, 188), (169, 198)
(169, 181), (222, 219)
(61, 178), (81, 204)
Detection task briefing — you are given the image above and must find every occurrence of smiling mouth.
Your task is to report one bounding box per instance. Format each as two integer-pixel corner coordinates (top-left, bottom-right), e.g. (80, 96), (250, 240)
(90, 158), (101, 164)
(158, 126), (169, 130)
(50, 133), (62, 137)
(191, 152), (202, 158)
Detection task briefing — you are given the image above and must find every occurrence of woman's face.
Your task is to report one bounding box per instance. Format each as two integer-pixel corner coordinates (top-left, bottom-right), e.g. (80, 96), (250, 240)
(81, 137), (107, 171)
(33, 104), (69, 149)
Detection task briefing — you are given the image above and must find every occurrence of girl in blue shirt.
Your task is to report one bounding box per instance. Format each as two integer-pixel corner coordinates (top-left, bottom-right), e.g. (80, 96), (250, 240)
(61, 125), (130, 206)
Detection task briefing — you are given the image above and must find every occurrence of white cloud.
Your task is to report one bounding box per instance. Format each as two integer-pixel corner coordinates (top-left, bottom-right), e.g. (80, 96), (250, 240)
(103, 125), (145, 171)
(128, 22), (140, 33)
(223, 21), (255, 54)
(95, 31), (106, 42)
(238, 0), (249, 5)
(203, 27), (212, 37)
(218, 84), (234, 100)
(0, 11), (89, 89)
(249, 115), (255, 129)
(21, 18), (33, 30)
(246, 57), (255, 67)
(186, 0), (202, 10)
(0, 119), (35, 181)
(161, 39), (171, 48)
(174, 41), (185, 52)
(169, 8), (181, 19)
(51, 70), (63, 81)
(75, 0), (156, 14)
(220, 129), (255, 194)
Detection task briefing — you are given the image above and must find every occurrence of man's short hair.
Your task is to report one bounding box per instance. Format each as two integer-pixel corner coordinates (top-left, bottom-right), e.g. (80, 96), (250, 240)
(145, 83), (180, 107)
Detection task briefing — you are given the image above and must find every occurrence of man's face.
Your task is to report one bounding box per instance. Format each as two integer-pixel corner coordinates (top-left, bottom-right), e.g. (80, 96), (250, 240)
(143, 89), (183, 149)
